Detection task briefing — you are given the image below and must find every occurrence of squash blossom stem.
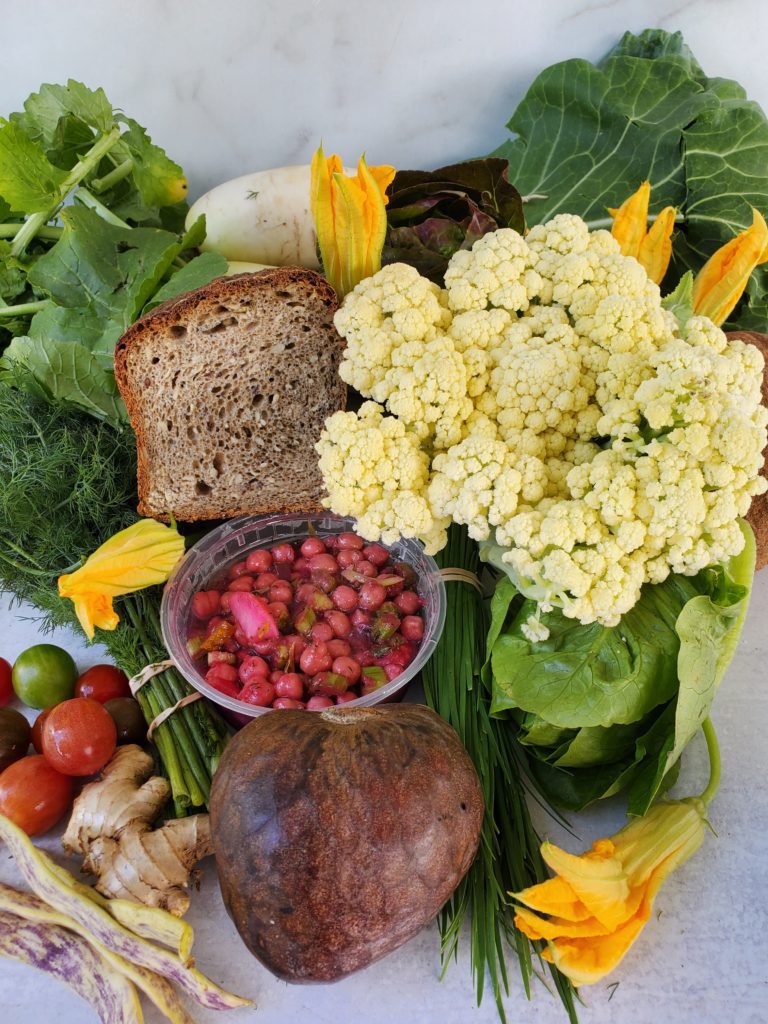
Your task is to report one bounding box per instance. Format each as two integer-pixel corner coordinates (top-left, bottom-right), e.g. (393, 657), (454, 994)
(699, 716), (721, 807)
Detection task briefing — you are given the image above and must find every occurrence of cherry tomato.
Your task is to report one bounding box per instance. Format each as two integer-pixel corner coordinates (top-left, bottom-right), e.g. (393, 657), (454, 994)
(104, 698), (147, 745)
(74, 664), (131, 704)
(12, 644), (77, 709)
(31, 708), (52, 753)
(0, 755), (74, 836)
(0, 657), (13, 706)
(41, 698), (116, 776)
(0, 708), (31, 771)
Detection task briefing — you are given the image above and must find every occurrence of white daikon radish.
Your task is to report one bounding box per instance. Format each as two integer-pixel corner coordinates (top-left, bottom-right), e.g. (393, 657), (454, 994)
(188, 165), (330, 269)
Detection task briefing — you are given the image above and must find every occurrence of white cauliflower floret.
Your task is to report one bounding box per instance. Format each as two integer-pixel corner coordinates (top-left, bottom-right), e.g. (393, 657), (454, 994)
(322, 217), (767, 635)
(374, 335), (473, 449)
(335, 263), (451, 394)
(315, 402), (448, 554)
(444, 229), (543, 312)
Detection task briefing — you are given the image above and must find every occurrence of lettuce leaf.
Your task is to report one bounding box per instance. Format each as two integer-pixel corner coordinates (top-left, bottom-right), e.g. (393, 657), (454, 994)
(486, 523), (755, 812)
(492, 28), (768, 330)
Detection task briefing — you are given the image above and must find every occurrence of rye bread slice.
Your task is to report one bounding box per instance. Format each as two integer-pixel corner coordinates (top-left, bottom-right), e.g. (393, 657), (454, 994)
(727, 331), (768, 570)
(114, 269), (345, 522)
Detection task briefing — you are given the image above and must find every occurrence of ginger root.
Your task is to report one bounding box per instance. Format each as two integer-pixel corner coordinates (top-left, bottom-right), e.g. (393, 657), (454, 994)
(63, 745), (213, 917)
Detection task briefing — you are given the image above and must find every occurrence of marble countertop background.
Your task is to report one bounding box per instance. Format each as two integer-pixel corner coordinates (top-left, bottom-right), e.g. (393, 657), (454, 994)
(1, 2), (767, 1023)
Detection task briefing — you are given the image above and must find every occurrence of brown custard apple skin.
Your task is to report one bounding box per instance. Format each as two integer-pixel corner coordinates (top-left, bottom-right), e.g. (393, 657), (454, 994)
(209, 704), (484, 983)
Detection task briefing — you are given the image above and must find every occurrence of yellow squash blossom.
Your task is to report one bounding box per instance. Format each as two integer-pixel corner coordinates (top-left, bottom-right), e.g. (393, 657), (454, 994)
(609, 181), (676, 284)
(58, 519), (185, 639)
(513, 798), (707, 986)
(310, 145), (395, 298)
(692, 208), (768, 325)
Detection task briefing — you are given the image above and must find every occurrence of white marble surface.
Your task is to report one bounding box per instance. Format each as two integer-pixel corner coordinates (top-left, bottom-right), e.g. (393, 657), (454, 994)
(1, 1), (768, 1023)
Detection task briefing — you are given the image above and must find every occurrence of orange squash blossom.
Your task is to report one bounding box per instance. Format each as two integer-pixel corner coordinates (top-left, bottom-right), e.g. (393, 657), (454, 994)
(310, 145), (395, 297)
(609, 181), (676, 284)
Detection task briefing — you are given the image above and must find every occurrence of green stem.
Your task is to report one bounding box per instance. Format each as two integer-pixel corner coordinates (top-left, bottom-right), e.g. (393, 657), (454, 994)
(11, 126), (122, 257)
(0, 300), (49, 317)
(585, 212), (687, 231)
(91, 157), (133, 193)
(74, 187), (130, 228)
(0, 224), (62, 242)
(699, 716), (721, 806)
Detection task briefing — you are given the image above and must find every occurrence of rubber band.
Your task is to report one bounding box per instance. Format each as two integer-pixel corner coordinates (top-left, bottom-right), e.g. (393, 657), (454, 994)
(439, 567), (483, 593)
(128, 659), (203, 740)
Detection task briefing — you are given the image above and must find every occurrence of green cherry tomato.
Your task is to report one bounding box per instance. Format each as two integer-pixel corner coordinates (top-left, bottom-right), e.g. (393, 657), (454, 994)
(12, 644), (78, 709)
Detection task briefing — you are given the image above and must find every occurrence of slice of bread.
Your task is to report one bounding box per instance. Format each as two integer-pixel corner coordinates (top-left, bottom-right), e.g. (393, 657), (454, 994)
(727, 331), (768, 570)
(114, 269), (345, 522)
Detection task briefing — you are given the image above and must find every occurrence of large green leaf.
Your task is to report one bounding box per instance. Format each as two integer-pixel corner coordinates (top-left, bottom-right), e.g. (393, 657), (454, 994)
(489, 576), (698, 729)
(0, 336), (127, 426)
(27, 206), (183, 362)
(492, 28), (768, 330)
(0, 121), (67, 214)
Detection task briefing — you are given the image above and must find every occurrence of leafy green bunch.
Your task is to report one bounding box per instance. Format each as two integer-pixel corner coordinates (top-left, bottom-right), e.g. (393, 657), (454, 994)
(0, 80), (227, 424)
(483, 525), (755, 814)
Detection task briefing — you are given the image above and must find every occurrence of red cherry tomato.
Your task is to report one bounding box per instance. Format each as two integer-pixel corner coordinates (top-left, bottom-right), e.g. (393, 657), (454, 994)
(41, 698), (116, 776)
(0, 755), (74, 835)
(0, 658), (13, 706)
(31, 708), (52, 753)
(74, 664), (131, 704)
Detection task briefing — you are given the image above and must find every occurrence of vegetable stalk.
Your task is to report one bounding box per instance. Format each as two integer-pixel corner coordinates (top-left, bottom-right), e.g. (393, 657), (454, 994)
(11, 125), (121, 257)
(421, 525), (577, 1023)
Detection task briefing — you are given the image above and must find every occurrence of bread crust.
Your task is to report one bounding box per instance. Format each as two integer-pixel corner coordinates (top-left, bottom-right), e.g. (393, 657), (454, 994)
(115, 268), (345, 522)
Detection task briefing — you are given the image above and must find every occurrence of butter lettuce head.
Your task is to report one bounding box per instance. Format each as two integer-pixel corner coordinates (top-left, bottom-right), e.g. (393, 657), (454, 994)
(484, 523), (755, 814)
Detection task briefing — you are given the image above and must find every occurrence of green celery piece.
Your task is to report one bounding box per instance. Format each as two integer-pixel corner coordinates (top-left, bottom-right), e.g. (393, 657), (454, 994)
(27, 206), (184, 364)
(0, 336), (127, 426)
(0, 121), (68, 213)
(661, 270), (694, 328)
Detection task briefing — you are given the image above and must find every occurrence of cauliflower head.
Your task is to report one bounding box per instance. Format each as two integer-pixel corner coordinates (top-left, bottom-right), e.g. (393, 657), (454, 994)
(319, 217), (767, 630)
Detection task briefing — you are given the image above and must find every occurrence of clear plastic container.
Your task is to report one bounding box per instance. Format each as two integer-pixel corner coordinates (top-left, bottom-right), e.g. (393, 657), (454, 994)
(161, 512), (446, 720)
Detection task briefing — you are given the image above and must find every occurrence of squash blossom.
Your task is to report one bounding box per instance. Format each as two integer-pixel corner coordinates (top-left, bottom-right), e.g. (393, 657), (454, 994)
(310, 144), (395, 298)
(58, 519), (185, 639)
(513, 798), (708, 986)
(609, 181), (676, 284)
(692, 208), (768, 325)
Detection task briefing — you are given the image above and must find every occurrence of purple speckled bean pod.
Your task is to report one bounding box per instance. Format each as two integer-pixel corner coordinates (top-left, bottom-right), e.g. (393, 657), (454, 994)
(0, 884), (199, 1024)
(0, 815), (251, 1011)
(0, 909), (141, 1024)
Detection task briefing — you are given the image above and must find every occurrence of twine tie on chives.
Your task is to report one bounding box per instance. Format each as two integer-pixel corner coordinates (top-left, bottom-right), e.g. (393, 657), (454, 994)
(129, 660), (203, 740)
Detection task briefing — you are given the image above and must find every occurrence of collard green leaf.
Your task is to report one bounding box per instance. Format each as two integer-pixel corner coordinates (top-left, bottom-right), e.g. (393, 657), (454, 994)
(492, 29), (768, 330)
(0, 121), (67, 214)
(492, 53), (708, 225)
(0, 336), (127, 425)
(144, 252), (228, 312)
